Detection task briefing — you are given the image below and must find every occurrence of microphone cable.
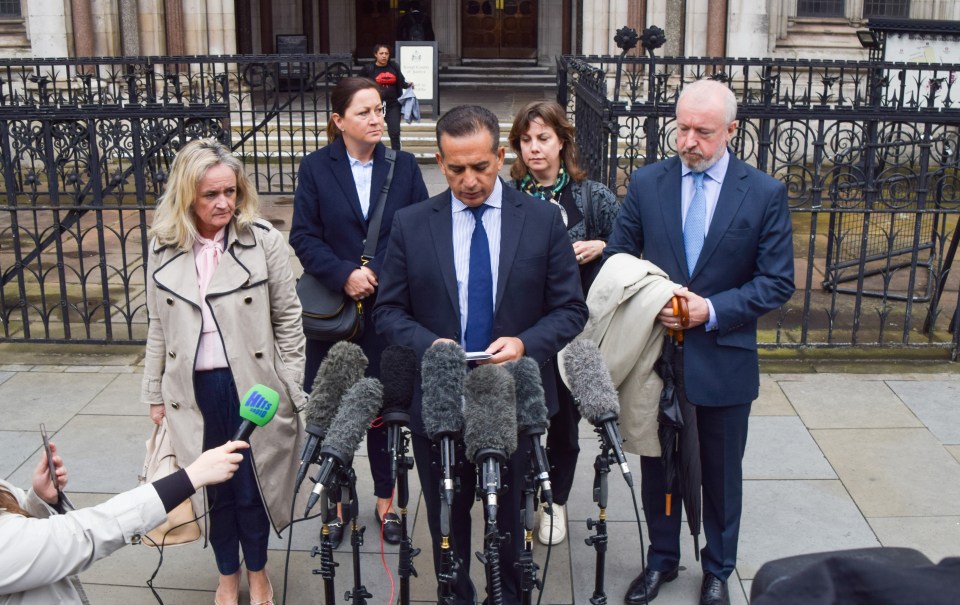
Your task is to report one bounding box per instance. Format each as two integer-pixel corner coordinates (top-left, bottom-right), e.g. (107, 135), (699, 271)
(142, 500), (215, 604)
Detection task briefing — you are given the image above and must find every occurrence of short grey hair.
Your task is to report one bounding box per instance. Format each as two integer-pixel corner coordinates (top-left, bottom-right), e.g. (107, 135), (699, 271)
(677, 79), (738, 124)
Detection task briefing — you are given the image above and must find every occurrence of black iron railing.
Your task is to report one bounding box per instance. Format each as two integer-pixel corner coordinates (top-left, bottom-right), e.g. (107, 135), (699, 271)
(558, 50), (960, 358)
(0, 54), (350, 343)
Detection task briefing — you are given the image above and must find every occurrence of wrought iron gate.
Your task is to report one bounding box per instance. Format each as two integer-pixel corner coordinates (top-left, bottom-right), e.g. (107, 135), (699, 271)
(0, 54), (349, 343)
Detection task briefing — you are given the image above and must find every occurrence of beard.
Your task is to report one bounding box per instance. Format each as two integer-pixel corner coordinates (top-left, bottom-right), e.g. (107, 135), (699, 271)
(680, 145), (726, 172)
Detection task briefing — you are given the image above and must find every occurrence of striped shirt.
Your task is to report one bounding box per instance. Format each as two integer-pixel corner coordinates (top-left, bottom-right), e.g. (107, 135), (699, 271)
(451, 178), (503, 346)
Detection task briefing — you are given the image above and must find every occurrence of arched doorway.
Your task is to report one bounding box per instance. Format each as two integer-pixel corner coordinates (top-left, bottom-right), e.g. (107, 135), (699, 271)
(355, 0), (434, 58)
(462, 0), (538, 59)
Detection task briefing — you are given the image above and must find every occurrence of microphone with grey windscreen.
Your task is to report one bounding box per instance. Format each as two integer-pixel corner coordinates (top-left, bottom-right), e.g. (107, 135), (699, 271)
(304, 377), (384, 515)
(508, 357), (553, 505)
(421, 341), (467, 510)
(295, 342), (368, 493)
(562, 339), (633, 487)
(463, 364), (517, 517)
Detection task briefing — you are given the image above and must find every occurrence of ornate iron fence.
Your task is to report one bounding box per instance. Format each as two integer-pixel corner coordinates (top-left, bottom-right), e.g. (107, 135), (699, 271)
(558, 51), (960, 358)
(0, 54), (349, 343)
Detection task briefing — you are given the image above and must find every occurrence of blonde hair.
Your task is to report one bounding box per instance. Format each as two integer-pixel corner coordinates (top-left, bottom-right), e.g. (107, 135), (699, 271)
(149, 139), (260, 250)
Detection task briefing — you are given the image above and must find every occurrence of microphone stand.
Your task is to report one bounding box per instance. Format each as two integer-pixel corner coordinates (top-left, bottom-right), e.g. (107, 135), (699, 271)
(437, 437), (460, 604)
(343, 466), (372, 605)
(585, 427), (614, 605)
(384, 410), (420, 605)
(310, 486), (340, 605)
(475, 448), (508, 605)
(518, 460), (542, 605)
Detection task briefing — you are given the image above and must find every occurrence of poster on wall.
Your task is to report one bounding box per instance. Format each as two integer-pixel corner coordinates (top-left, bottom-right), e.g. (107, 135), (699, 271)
(396, 41), (439, 116)
(883, 31), (960, 109)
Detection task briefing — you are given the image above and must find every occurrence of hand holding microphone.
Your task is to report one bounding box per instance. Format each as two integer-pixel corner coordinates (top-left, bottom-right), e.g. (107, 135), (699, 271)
(563, 339), (633, 487)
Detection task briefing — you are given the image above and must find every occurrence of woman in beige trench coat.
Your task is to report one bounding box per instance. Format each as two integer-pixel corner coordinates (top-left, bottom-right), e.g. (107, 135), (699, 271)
(141, 139), (306, 605)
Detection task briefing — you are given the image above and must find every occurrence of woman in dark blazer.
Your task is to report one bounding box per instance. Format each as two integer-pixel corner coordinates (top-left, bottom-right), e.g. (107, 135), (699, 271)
(289, 76), (429, 547)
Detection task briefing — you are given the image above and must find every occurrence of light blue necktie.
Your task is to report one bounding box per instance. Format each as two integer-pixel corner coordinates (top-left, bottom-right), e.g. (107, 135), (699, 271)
(684, 172), (706, 276)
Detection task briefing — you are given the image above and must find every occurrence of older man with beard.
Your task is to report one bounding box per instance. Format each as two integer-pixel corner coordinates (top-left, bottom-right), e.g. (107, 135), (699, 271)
(605, 79), (795, 605)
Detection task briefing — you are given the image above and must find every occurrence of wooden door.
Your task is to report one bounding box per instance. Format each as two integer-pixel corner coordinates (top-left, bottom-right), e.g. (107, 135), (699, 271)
(462, 0), (538, 59)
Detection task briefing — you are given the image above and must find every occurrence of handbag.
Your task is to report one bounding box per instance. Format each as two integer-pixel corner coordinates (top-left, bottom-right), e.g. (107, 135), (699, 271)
(138, 418), (201, 547)
(298, 148), (396, 342)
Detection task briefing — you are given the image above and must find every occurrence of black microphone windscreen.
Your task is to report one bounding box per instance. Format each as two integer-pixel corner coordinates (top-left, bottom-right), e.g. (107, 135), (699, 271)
(380, 345), (418, 411)
(421, 341), (466, 440)
(562, 339), (620, 422)
(508, 357), (548, 434)
(320, 377), (383, 458)
(305, 342), (368, 429)
(463, 364), (517, 462)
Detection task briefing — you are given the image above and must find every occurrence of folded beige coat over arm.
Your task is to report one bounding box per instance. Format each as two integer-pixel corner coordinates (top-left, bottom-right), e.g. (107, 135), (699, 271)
(559, 253), (680, 457)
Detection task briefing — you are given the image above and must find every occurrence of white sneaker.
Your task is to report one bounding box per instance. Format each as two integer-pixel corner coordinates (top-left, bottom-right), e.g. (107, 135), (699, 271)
(537, 503), (566, 545)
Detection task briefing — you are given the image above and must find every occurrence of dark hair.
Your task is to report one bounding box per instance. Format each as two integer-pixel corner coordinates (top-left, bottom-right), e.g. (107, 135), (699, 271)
(436, 105), (500, 156)
(508, 100), (587, 182)
(327, 76), (381, 142)
(373, 43), (390, 56)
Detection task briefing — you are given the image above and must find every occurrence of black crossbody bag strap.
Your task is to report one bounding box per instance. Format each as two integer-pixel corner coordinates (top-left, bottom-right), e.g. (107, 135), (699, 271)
(361, 148), (396, 263)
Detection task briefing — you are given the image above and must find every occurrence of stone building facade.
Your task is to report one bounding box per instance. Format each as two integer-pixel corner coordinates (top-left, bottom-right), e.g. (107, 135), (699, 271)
(3, 0), (960, 62)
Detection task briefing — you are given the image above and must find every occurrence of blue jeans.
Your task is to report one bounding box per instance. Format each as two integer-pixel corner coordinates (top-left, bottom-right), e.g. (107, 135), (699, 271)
(194, 369), (270, 574)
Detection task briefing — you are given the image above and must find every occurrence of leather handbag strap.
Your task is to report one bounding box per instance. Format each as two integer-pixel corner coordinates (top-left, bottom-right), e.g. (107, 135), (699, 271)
(362, 148), (396, 263)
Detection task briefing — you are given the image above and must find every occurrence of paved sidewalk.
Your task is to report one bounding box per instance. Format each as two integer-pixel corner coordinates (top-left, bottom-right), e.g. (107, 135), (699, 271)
(2, 345), (958, 604)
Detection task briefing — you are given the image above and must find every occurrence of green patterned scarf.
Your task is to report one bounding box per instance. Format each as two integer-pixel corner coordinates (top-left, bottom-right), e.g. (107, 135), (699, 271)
(520, 164), (570, 202)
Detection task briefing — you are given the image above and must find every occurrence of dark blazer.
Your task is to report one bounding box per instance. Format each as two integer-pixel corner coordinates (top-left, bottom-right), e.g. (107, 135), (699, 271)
(289, 137), (429, 381)
(289, 137), (429, 293)
(374, 183), (589, 435)
(606, 154), (795, 405)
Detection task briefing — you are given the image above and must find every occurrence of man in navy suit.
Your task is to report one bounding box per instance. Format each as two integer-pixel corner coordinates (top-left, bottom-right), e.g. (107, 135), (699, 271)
(374, 105), (588, 603)
(605, 80), (795, 605)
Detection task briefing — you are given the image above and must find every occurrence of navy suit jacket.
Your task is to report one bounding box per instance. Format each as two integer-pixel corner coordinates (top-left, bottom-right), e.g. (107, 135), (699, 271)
(289, 137), (429, 291)
(606, 154), (795, 406)
(374, 183), (589, 435)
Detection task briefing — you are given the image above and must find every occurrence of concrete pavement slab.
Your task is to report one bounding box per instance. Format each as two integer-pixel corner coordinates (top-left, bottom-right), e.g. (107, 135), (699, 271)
(80, 373), (147, 416)
(780, 375), (923, 429)
(738, 479), (880, 579)
(812, 428), (960, 517)
(947, 445), (960, 464)
(752, 375), (796, 416)
(79, 584), (215, 605)
(8, 414), (148, 492)
(567, 520), (748, 605)
(0, 370), (15, 385)
(0, 430), (42, 479)
(0, 371), (115, 431)
(868, 516), (960, 564)
(743, 416), (836, 480)
(886, 380), (960, 444)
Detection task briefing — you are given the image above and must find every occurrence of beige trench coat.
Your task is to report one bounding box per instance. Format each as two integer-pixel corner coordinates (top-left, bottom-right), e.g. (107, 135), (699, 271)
(140, 218), (307, 534)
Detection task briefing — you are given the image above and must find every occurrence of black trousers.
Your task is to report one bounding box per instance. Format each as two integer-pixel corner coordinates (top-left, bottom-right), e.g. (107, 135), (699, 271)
(385, 101), (402, 150)
(545, 363), (581, 505)
(640, 401), (751, 581)
(412, 433), (533, 604)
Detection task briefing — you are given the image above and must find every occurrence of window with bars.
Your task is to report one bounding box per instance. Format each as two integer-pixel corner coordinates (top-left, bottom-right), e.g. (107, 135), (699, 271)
(863, 0), (910, 18)
(0, 0), (21, 17)
(797, 0), (845, 17)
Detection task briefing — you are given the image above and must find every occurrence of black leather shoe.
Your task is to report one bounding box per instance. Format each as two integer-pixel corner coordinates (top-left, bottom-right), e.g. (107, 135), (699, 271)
(375, 509), (402, 545)
(324, 518), (343, 549)
(624, 567), (679, 604)
(699, 573), (729, 605)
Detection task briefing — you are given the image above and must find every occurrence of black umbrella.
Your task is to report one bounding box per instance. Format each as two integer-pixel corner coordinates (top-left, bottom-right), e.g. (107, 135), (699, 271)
(653, 296), (702, 559)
